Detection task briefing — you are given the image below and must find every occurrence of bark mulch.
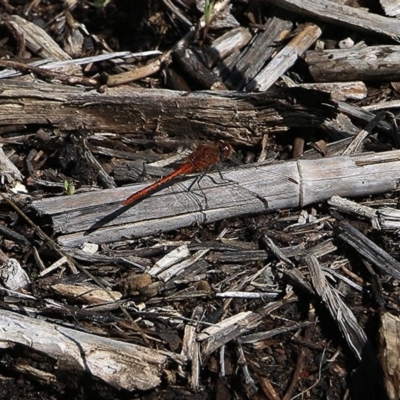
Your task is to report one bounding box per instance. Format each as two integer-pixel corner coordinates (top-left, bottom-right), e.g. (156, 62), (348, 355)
(1, 1), (400, 399)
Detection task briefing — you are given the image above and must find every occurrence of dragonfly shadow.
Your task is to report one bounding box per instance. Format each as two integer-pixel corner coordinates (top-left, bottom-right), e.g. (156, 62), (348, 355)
(85, 176), (195, 234)
(85, 203), (131, 234)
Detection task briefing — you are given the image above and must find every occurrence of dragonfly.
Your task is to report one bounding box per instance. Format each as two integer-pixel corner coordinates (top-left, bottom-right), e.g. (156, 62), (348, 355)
(122, 140), (233, 207)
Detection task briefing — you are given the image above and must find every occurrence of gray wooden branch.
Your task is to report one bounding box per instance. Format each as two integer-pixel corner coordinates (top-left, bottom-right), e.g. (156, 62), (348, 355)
(0, 81), (334, 144)
(268, 0), (400, 42)
(306, 46), (400, 83)
(30, 150), (400, 247)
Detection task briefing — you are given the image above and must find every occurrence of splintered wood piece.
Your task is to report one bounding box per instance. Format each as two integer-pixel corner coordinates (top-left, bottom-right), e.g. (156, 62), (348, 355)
(149, 245), (191, 277)
(197, 311), (260, 356)
(363, 99), (400, 112)
(235, 342), (258, 396)
(223, 8), (293, 90)
(181, 307), (203, 390)
(240, 321), (314, 344)
(336, 101), (392, 135)
(31, 149), (400, 246)
(307, 46), (400, 83)
(379, 312), (400, 400)
(14, 360), (57, 385)
(246, 23), (322, 91)
(157, 249), (210, 283)
(268, 0), (400, 42)
(259, 376), (281, 400)
(376, 208), (400, 230)
(339, 222), (400, 282)
(205, 27), (252, 67)
(8, 15), (71, 61)
(306, 255), (368, 360)
(0, 309), (174, 391)
(197, 298), (297, 356)
(0, 146), (24, 184)
(328, 195), (400, 232)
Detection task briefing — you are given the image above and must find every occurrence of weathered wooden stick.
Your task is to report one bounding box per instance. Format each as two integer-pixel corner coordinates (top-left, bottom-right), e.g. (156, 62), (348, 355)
(31, 150), (400, 247)
(267, 0), (400, 42)
(282, 79), (367, 101)
(307, 46), (400, 82)
(0, 309), (175, 391)
(0, 81), (335, 144)
(205, 27), (252, 67)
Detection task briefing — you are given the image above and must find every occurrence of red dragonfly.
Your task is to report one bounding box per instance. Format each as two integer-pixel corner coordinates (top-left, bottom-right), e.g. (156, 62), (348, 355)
(122, 140), (233, 206)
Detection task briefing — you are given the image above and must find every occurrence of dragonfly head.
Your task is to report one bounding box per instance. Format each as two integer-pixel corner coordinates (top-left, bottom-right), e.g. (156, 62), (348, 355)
(217, 140), (233, 161)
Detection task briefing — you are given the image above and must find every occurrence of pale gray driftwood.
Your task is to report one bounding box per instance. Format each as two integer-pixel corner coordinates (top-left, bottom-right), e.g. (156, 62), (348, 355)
(336, 101), (392, 134)
(0, 51), (159, 79)
(376, 209), (400, 231)
(307, 46), (400, 83)
(197, 310), (262, 355)
(267, 0), (400, 42)
(241, 321), (314, 344)
(30, 149), (400, 247)
(0, 309), (174, 391)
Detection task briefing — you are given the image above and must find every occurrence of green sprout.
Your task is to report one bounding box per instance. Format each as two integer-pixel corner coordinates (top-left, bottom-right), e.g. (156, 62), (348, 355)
(64, 180), (75, 195)
(204, 0), (216, 27)
(202, 0), (216, 43)
(93, 0), (110, 8)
